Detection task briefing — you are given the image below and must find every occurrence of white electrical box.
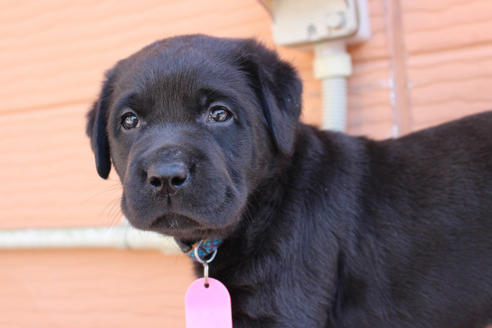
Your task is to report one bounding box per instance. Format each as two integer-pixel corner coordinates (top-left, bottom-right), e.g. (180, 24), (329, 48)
(271, 0), (370, 46)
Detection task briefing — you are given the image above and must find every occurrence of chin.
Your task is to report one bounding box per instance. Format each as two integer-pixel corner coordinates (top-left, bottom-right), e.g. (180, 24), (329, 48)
(123, 208), (238, 242)
(147, 214), (215, 240)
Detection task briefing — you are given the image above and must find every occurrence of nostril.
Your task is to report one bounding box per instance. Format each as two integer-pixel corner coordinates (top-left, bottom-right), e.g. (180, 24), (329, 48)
(149, 176), (162, 188)
(170, 174), (189, 189)
(146, 161), (190, 193)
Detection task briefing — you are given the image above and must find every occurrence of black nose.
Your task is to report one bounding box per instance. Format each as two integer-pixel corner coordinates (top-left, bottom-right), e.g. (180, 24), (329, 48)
(147, 161), (190, 193)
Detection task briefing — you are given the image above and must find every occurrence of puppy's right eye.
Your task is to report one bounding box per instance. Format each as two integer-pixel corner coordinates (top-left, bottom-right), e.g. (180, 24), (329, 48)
(208, 105), (233, 123)
(121, 112), (140, 130)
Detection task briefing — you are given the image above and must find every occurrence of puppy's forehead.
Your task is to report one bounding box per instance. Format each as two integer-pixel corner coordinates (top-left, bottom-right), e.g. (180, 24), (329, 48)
(114, 38), (248, 109)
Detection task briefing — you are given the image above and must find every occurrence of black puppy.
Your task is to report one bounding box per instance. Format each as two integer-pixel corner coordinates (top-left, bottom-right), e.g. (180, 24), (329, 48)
(87, 35), (492, 327)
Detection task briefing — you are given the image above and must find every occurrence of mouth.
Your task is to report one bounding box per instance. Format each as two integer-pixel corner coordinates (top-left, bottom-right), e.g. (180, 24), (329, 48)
(146, 212), (231, 242)
(149, 213), (200, 232)
(144, 210), (225, 255)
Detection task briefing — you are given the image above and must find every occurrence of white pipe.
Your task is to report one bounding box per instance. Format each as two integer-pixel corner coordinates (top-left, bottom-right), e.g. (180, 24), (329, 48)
(0, 225), (180, 254)
(313, 41), (352, 132)
(321, 77), (347, 131)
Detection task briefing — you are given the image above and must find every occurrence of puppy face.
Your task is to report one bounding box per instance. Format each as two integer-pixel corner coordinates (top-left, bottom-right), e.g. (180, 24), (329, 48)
(87, 35), (302, 241)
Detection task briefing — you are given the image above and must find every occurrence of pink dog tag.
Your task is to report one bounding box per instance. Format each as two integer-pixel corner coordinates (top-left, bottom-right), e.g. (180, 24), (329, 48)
(185, 278), (232, 328)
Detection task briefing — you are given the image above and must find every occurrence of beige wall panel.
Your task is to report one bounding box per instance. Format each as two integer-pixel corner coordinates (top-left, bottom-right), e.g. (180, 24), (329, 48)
(0, 250), (193, 327)
(0, 104), (122, 228)
(345, 0), (393, 139)
(408, 45), (492, 130)
(403, 0), (492, 55)
(347, 60), (393, 139)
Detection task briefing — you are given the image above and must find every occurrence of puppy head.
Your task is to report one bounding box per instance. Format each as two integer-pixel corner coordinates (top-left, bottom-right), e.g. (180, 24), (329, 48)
(86, 35), (302, 240)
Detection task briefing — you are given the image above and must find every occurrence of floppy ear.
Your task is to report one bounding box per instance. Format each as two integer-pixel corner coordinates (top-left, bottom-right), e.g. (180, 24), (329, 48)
(86, 69), (116, 179)
(236, 40), (303, 155)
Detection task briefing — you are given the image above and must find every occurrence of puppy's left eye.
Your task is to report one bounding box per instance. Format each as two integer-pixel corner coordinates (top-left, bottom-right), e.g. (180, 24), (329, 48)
(121, 112), (140, 130)
(208, 105), (233, 123)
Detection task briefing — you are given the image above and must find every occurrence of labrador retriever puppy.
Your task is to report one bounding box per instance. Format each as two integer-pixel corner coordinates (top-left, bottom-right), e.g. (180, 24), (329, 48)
(86, 34), (492, 327)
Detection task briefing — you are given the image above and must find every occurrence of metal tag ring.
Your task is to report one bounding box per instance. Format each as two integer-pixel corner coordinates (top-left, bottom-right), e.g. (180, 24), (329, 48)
(193, 239), (218, 264)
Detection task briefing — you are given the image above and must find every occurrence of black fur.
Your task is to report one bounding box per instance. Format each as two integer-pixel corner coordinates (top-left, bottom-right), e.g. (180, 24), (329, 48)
(86, 34), (492, 327)
(86, 69), (117, 179)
